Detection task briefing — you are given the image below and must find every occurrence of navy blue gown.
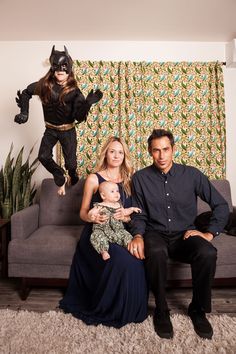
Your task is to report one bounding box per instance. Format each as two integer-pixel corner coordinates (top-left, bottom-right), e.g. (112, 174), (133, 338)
(59, 173), (148, 328)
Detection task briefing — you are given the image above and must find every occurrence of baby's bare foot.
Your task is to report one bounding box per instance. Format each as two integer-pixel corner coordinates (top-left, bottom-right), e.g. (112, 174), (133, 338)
(57, 177), (67, 196)
(101, 251), (110, 261)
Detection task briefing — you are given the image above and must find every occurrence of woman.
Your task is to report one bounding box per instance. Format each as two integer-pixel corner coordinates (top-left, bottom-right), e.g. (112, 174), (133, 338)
(59, 136), (148, 328)
(14, 45), (102, 195)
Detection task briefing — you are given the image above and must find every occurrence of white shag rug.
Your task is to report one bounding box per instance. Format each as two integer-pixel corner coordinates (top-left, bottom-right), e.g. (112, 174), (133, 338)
(0, 310), (235, 354)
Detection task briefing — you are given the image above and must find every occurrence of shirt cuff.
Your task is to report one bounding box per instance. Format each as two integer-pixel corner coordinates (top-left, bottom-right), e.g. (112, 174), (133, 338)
(207, 230), (220, 238)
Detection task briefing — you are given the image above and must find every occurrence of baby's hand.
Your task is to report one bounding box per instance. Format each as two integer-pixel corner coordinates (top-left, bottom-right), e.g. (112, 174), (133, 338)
(98, 207), (107, 216)
(132, 207), (142, 214)
(124, 207), (142, 216)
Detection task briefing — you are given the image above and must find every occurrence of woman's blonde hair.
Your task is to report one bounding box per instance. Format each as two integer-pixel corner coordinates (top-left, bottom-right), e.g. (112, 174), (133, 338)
(94, 136), (134, 196)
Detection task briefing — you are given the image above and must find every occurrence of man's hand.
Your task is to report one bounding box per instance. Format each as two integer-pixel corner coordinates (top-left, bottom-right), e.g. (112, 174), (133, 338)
(86, 89), (103, 105)
(184, 229), (214, 242)
(14, 113), (28, 124)
(127, 235), (145, 259)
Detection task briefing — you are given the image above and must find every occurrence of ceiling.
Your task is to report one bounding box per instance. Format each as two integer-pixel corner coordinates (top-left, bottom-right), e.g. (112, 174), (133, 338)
(0, 0), (235, 42)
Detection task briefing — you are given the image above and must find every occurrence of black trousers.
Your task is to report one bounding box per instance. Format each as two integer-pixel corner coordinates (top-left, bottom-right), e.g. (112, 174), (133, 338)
(38, 128), (77, 186)
(144, 230), (217, 313)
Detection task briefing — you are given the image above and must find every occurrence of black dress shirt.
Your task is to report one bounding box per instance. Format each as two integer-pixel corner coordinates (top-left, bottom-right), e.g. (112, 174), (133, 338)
(131, 163), (229, 237)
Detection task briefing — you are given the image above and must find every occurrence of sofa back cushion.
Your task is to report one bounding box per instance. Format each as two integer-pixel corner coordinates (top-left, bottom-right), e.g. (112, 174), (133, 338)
(38, 178), (232, 226)
(39, 178), (85, 226)
(197, 179), (233, 215)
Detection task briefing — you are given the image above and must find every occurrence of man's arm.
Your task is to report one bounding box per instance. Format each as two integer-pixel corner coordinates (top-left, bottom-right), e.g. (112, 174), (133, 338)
(129, 173), (148, 237)
(197, 174), (230, 238)
(127, 173), (149, 259)
(186, 172), (230, 241)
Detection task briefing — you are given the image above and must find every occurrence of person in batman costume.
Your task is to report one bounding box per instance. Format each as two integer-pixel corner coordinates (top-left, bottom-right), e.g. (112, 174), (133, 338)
(14, 45), (103, 195)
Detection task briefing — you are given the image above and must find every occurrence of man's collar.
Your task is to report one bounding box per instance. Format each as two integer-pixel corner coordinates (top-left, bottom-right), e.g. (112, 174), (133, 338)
(168, 163), (176, 176)
(151, 162), (176, 177)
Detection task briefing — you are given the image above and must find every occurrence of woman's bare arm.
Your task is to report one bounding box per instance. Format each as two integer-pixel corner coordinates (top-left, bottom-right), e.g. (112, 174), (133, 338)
(80, 174), (99, 222)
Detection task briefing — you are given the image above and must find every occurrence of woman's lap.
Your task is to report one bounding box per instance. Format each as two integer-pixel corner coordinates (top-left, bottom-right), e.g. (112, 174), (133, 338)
(59, 226), (148, 327)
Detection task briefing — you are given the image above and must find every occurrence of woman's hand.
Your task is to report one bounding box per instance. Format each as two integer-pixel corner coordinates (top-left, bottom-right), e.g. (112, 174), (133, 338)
(90, 212), (109, 224)
(89, 208), (108, 224)
(127, 235), (145, 259)
(113, 207), (126, 221)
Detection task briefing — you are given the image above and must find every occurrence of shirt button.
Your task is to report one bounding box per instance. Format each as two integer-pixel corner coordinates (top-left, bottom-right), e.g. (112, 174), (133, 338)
(165, 181), (168, 184)
(166, 193), (169, 196)
(168, 219), (171, 222)
(168, 206), (170, 209)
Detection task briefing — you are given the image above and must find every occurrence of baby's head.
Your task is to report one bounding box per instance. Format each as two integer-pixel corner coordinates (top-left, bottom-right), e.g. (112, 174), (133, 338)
(99, 181), (120, 203)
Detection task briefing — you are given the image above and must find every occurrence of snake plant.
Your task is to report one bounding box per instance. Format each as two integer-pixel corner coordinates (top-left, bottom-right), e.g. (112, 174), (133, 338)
(0, 143), (39, 219)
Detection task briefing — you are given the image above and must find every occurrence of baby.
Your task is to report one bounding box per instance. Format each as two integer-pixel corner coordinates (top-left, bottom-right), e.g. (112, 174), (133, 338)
(88, 181), (141, 260)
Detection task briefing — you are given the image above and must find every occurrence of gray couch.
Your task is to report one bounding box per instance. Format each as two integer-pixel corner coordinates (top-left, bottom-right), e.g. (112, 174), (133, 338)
(8, 178), (236, 299)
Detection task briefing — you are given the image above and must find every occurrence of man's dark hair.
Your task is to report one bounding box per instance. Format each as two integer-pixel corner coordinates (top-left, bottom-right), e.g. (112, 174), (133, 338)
(147, 129), (175, 150)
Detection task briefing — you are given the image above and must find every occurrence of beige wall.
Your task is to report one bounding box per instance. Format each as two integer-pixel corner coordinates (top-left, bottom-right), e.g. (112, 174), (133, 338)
(0, 41), (235, 203)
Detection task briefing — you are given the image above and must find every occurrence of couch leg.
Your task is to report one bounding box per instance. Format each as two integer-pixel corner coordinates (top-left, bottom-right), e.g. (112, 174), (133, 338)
(19, 278), (31, 300)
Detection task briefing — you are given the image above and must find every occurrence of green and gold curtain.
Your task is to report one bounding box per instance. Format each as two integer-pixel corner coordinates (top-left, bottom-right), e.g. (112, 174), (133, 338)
(58, 61), (226, 179)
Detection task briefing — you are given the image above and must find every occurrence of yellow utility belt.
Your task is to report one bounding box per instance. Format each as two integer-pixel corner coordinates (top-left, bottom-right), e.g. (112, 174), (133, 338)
(45, 121), (75, 131)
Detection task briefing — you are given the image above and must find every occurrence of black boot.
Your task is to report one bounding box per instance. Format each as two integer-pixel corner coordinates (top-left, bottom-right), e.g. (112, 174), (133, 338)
(153, 309), (173, 339)
(188, 303), (213, 339)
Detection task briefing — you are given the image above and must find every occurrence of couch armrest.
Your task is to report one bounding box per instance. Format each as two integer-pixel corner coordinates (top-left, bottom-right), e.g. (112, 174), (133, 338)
(11, 204), (39, 240)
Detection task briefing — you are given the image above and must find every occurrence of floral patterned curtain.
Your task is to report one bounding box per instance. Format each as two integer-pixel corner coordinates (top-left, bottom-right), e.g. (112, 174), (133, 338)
(58, 61), (226, 179)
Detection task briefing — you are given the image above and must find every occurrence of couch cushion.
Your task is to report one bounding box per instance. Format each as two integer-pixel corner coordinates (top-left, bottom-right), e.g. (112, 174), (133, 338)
(212, 233), (236, 267)
(197, 180), (233, 215)
(39, 178), (85, 226)
(8, 225), (84, 265)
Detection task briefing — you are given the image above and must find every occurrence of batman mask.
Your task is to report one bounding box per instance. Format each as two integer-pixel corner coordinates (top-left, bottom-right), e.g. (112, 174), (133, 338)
(49, 45), (73, 74)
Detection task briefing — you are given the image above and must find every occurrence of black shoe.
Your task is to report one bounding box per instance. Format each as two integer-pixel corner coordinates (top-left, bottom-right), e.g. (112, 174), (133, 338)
(188, 304), (213, 339)
(153, 310), (173, 339)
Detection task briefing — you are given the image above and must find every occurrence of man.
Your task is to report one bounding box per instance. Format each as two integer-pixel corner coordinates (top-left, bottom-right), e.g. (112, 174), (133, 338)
(128, 128), (229, 339)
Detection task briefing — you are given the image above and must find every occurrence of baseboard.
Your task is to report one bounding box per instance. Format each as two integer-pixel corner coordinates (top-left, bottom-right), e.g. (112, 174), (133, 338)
(16, 276), (236, 300)
(167, 278), (236, 288)
(19, 277), (68, 300)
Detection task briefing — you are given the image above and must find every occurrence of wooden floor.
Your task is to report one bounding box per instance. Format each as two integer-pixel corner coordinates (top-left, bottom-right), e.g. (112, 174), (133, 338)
(0, 278), (236, 316)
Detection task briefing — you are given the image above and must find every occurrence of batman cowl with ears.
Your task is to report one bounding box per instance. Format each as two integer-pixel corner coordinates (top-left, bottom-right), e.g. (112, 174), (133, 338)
(49, 45), (73, 74)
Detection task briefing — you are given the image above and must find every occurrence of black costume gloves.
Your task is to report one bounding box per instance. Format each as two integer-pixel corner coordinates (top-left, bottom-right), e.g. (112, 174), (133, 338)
(14, 87), (103, 124)
(86, 89), (103, 105)
(14, 90), (30, 124)
(73, 89), (103, 123)
(14, 113), (28, 124)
